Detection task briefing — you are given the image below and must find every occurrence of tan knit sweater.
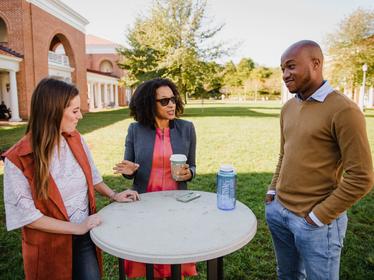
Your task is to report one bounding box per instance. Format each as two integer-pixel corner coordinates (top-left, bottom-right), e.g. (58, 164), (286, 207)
(269, 91), (374, 224)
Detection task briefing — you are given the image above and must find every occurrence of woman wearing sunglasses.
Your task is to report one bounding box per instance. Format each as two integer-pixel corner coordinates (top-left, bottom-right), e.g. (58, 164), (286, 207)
(114, 78), (197, 279)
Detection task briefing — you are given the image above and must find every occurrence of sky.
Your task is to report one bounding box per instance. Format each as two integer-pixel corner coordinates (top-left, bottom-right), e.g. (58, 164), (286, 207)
(61, 0), (373, 67)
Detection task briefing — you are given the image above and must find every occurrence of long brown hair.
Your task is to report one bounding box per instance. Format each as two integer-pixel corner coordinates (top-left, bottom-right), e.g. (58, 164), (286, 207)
(26, 78), (79, 199)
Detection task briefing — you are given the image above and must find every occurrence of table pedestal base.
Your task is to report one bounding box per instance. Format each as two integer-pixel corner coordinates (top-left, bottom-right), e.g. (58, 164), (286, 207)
(207, 257), (223, 280)
(119, 258), (223, 280)
(171, 264), (181, 280)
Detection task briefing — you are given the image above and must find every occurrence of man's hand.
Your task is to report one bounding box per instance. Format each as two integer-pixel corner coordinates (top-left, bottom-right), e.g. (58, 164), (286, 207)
(113, 160), (139, 176)
(265, 193), (275, 204)
(305, 214), (318, 226)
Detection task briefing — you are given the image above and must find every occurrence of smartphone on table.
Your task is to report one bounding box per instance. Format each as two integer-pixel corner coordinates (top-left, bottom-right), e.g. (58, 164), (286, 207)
(176, 192), (201, 203)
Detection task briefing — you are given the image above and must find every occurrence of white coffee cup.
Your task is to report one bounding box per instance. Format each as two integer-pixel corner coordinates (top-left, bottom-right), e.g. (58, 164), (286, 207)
(170, 154), (187, 181)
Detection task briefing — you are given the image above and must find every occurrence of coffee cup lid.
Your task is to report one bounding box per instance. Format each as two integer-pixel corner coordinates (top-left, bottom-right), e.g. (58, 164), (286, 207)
(170, 154), (187, 162)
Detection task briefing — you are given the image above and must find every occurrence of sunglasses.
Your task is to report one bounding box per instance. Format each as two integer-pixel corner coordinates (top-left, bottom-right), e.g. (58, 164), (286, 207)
(156, 96), (176, 106)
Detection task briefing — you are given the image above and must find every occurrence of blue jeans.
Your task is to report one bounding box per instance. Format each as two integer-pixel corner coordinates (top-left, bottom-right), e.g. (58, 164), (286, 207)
(72, 233), (100, 280)
(265, 199), (347, 280)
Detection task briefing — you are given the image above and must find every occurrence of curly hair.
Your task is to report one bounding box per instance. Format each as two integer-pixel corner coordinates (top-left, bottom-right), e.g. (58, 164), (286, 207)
(129, 78), (184, 127)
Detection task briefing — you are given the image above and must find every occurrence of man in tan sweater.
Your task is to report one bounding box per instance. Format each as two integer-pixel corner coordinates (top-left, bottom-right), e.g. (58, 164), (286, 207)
(265, 40), (373, 280)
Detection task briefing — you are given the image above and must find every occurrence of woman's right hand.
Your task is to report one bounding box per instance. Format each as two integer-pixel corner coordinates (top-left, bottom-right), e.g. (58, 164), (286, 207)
(76, 214), (102, 235)
(113, 160), (140, 175)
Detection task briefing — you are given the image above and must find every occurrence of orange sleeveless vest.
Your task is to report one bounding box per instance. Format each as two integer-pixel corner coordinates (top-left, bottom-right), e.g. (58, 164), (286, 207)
(3, 131), (103, 280)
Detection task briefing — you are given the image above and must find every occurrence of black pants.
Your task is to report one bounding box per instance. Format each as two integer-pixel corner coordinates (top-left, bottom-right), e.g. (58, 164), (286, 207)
(72, 233), (100, 280)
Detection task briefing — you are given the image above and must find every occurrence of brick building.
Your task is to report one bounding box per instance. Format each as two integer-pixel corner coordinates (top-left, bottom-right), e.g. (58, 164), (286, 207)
(86, 34), (130, 110)
(0, 0), (128, 121)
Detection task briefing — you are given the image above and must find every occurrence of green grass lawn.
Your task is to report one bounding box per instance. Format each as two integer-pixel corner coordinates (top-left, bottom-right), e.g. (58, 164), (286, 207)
(1, 102), (373, 280)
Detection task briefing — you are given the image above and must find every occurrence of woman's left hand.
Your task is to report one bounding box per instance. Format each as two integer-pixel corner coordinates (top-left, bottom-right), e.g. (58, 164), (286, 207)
(176, 164), (192, 181)
(113, 189), (140, 202)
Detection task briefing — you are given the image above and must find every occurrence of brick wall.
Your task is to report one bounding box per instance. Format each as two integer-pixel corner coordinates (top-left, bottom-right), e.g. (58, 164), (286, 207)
(0, 0), (88, 119)
(86, 53), (124, 78)
(0, 0), (28, 118)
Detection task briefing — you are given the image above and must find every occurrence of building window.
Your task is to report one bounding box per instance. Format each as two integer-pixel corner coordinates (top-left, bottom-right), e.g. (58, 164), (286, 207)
(100, 60), (113, 73)
(0, 18), (8, 43)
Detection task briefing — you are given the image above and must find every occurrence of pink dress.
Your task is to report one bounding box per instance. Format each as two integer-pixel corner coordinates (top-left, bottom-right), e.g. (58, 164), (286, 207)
(125, 127), (197, 278)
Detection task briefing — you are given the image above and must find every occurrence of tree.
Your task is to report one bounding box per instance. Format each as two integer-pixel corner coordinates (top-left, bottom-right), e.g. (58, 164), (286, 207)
(118, 0), (226, 103)
(263, 68), (282, 96)
(326, 8), (374, 93)
(221, 59), (277, 101)
(244, 66), (272, 101)
(201, 61), (224, 99)
(236, 58), (255, 84)
(118, 18), (165, 87)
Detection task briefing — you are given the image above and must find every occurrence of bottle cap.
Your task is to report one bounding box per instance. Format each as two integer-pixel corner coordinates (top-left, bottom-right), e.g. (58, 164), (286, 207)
(219, 164), (234, 172)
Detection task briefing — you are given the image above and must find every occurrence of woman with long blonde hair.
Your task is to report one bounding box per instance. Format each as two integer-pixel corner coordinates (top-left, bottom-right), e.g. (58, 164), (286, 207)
(3, 78), (139, 280)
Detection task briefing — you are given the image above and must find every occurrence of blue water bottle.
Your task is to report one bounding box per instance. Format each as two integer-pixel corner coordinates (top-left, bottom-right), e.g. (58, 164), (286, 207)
(216, 164), (237, 210)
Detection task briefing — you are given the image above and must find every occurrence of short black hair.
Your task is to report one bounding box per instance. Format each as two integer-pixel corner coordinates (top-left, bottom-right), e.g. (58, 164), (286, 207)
(129, 78), (184, 127)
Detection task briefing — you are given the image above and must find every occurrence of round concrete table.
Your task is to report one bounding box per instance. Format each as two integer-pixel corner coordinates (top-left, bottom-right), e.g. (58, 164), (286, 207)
(90, 190), (257, 280)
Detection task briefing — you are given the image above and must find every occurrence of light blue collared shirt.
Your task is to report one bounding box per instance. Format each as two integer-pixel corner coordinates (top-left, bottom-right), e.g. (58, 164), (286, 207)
(296, 80), (334, 103)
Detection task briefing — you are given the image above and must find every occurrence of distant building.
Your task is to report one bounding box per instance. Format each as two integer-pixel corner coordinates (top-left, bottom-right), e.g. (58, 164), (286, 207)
(85, 34), (130, 110)
(0, 0), (129, 121)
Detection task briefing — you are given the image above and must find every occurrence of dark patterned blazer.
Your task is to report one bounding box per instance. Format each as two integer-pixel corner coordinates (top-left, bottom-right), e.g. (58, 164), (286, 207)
(123, 119), (196, 193)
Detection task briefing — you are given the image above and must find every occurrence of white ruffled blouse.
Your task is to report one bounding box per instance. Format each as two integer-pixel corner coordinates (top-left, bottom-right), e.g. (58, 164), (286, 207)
(3, 137), (102, 231)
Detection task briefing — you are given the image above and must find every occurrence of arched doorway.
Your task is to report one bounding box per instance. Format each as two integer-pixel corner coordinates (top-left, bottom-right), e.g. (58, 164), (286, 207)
(0, 16), (9, 108)
(48, 33), (76, 83)
(0, 17), (8, 44)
